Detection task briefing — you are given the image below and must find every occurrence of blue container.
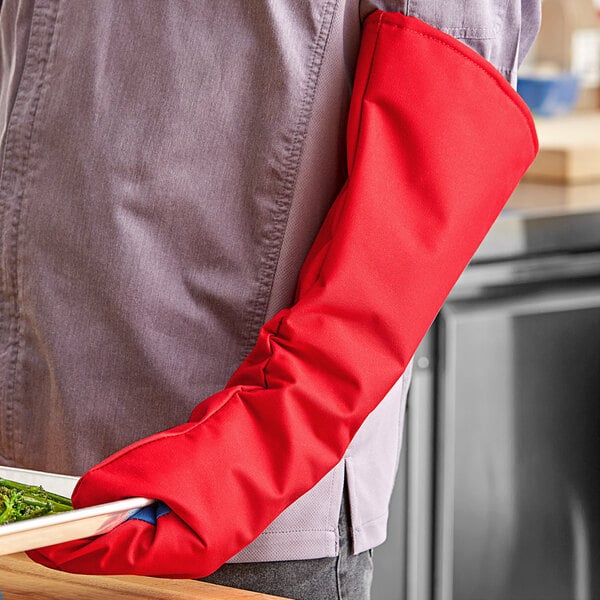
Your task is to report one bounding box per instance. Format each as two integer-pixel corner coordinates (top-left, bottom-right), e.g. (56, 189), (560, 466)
(517, 73), (580, 117)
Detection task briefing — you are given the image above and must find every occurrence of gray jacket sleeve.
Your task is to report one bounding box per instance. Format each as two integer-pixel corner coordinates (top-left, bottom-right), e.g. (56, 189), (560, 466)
(361, 0), (542, 85)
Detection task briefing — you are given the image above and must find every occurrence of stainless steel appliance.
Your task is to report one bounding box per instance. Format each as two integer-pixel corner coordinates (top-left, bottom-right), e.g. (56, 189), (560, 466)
(373, 199), (600, 600)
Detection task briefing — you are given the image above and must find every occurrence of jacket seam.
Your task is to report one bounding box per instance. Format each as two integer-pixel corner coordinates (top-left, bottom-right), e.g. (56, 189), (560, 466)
(0, 0), (60, 464)
(352, 511), (388, 532)
(252, 528), (337, 535)
(239, 0), (339, 363)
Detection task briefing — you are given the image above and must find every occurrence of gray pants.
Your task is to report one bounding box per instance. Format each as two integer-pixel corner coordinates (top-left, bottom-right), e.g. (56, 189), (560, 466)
(201, 494), (373, 600)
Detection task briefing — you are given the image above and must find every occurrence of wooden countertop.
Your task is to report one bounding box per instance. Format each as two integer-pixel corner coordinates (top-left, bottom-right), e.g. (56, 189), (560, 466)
(507, 181), (600, 213)
(523, 112), (600, 185)
(0, 553), (290, 600)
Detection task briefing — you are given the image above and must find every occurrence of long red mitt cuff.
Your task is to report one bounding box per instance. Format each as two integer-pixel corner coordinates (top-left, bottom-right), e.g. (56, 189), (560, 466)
(29, 11), (537, 578)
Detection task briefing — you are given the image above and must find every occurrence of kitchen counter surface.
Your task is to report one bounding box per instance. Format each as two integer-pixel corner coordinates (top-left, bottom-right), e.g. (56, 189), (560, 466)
(0, 553), (290, 600)
(445, 181), (600, 297)
(473, 182), (600, 263)
(507, 181), (600, 214)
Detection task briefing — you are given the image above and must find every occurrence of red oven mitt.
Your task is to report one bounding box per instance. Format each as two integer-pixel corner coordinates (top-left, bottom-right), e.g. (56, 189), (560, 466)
(28, 11), (537, 578)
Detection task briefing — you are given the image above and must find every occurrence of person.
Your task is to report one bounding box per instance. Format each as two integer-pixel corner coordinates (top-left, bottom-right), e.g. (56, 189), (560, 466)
(0, 2), (540, 598)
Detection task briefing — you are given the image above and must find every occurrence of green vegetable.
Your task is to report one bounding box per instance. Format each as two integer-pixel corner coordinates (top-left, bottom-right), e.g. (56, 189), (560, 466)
(0, 477), (72, 525)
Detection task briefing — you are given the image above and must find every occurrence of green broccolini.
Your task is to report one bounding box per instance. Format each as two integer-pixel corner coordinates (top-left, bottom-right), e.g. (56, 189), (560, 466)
(0, 477), (73, 525)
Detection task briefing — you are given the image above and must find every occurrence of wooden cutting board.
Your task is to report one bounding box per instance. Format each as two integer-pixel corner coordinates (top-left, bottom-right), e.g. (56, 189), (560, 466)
(524, 112), (600, 184)
(0, 553), (290, 600)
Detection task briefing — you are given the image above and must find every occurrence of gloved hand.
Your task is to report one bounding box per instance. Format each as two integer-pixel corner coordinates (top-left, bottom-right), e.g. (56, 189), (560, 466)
(28, 11), (537, 578)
